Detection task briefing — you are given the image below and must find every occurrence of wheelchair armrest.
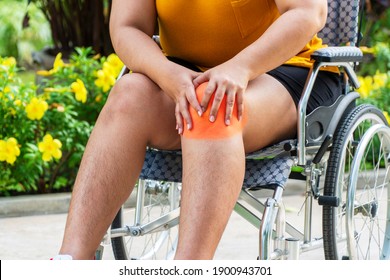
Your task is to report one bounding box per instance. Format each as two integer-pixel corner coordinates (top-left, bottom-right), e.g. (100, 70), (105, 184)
(311, 46), (363, 63)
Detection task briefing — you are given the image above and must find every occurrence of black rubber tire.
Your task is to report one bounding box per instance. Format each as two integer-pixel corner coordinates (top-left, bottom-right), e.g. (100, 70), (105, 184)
(323, 104), (388, 259)
(111, 208), (127, 260)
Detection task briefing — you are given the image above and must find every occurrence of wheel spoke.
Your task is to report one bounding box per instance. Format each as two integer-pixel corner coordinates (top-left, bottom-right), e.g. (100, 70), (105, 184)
(111, 181), (180, 260)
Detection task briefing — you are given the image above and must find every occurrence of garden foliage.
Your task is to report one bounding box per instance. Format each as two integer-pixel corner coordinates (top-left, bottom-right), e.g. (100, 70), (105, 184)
(0, 48), (123, 195)
(356, 7), (390, 122)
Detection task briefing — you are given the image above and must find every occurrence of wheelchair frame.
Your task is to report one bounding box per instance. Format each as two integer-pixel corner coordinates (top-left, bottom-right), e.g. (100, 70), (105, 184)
(95, 0), (390, 260)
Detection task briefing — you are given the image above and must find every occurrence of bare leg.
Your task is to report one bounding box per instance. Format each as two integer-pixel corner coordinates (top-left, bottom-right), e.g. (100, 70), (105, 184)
(175, 135), (245, 259)
(59, 73), (180, 259)
(174, 74), (297, 259)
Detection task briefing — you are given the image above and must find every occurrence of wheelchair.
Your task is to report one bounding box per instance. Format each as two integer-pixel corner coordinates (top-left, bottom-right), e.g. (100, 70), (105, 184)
(97, 0), (390, 260)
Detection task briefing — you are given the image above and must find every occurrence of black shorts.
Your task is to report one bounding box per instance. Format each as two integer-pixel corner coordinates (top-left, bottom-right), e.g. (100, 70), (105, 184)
(267, 65), (341, 114)
(168, 56), (342, 114)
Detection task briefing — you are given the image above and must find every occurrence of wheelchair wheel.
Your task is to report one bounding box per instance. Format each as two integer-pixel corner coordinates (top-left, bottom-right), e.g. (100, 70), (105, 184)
(323, 104), (390, 260)
(111, 180), (181, 259)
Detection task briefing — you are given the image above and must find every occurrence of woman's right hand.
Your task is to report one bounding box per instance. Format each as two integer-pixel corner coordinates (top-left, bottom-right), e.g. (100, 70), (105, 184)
(157, 63), (203, 134)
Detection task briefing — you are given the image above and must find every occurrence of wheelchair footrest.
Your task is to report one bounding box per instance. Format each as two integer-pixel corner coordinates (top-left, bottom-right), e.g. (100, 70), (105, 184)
(318, 195), (340, 207)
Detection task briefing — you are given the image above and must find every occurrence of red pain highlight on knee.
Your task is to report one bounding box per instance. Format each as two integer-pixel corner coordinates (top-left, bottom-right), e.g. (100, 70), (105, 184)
(183, 82), (247, 140)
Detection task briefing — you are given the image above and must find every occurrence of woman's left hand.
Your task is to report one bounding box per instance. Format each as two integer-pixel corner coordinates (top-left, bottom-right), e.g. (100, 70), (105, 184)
(193, 61), (249, 125)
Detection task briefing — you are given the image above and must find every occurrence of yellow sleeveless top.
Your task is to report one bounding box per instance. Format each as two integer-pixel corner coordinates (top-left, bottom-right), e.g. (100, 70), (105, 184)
(156, 0), (327, 70)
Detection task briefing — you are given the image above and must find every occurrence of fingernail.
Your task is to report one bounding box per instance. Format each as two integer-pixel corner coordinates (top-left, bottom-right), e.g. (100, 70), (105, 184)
(225, 119), (230, 126)
(176, 124), (178, 130)
(187, 123), (191, 130)
(178, 127), (182, 134)
(198, 110), (202, 117)
(209, 115), (215, 122)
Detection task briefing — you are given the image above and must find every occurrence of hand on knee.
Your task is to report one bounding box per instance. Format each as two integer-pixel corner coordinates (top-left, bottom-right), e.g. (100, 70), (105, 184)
(183, 82), (246, 140)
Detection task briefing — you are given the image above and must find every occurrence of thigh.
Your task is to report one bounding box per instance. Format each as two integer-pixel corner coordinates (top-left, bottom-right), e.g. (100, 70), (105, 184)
(242, 74), (298, 153)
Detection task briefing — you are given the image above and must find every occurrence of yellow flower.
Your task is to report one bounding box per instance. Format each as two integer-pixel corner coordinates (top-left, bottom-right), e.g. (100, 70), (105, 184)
(372, 72), (387, 90)
(71, 79), (88, 103)
(2, 57), (17, 68)
(25, 97), (49, 120)
(384, 111), (390, 125)
(359, 46), (374, 54)
(105, 54), (124, 75)
(38, 134), (62, 162)
(356, 76), (373, 99)
(0, 86), (10, 98)
(36, 70), (52, 76)
(43, 87), (68, 94)
(357, 72), (388, 99)
(43, 87), (58, 93)
(13, 99), (22, 106)
(0, 137), (21, 165)
(94, 54), (124, 93)
(52, 53), (65, 71)
(36, 53), (66, 76)
(95, 67), (116, 92)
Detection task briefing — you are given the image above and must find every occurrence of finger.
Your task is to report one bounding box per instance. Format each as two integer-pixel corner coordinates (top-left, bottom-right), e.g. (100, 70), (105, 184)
(200, 81), (216, 113)
(236, 88), (244, 122)
(209, 84), (226, 123)
(193, 73), (209, 89)
(178, 98), (193, 130)
(175, 103), (183, 135)
(224, 89), (236, 126)
(185, 86), (203, 117)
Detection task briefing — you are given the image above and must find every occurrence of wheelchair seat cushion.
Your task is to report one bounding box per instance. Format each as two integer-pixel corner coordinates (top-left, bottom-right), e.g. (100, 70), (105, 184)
(140, 141), (296, 189)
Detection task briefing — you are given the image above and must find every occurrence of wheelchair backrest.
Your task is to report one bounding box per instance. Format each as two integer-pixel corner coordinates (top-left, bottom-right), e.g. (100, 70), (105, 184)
(303, 0), (362, 153)
(318, 0), (360, 46)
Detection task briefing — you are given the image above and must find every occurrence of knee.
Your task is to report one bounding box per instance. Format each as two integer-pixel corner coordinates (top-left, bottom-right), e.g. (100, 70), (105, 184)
(103, 73), (152, 117)
(183, 82), (245, 140)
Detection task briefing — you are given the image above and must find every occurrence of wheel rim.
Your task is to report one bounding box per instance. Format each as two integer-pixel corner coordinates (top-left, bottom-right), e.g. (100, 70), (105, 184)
(121, 181), (181, 259)
(346, 125), (390, 259)
(333, 113), (390, 259)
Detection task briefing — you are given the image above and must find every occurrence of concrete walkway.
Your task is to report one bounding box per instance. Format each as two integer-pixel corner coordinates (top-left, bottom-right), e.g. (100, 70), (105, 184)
(0, 181), (325, 260)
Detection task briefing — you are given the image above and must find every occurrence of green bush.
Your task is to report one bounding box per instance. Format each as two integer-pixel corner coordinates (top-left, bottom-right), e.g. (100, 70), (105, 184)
(356, 4), (390, 121)
(0, 47), (123, 196)
(0, 0), (52, 65)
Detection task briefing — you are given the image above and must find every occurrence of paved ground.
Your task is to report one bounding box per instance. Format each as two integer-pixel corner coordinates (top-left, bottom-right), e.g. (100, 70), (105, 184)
(0, 180), (325, 260)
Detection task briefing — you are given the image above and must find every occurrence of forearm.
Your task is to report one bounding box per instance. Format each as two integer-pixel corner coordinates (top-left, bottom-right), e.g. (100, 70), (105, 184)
(232, 5), (327, 81)
(111, 26), (176, 87)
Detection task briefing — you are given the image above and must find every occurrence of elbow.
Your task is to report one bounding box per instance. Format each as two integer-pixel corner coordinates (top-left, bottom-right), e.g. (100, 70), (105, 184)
(307, 0), (328, 34)
(315, 1), (328, 32)
(288, 1), (328, 35)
